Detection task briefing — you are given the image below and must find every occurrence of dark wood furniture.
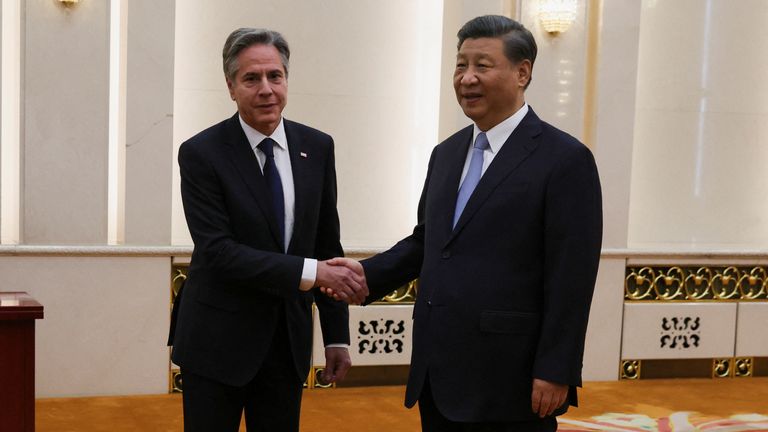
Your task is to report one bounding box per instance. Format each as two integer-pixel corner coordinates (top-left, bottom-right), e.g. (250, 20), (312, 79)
(0, 292), (44, 432)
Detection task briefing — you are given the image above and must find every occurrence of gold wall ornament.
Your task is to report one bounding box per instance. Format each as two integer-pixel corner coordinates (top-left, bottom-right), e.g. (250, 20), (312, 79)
(712, 267), (741, 299)
(169, 266), (189, 393)
(734, 358), (753, 378)
(713, 358), (732, 378)
(170, 369), (182, 393)
(625, 267), (656, 300)
(621, 360), (641, 380)
(312, 367), (335, 389)
(625, 266), (768, 301)
(171, 266), (187, 304)
(377, 280), (418, 304)
(738, 268), (766, 300)
(653, 267), (685, 300)
(684, 267), (713, 300)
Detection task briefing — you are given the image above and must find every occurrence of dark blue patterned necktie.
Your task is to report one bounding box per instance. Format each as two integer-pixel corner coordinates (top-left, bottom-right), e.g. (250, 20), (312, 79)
(257, 138), (285, 248)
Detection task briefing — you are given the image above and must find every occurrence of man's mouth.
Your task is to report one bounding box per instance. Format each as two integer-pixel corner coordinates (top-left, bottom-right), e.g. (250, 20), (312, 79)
(462, 93), (482, 103)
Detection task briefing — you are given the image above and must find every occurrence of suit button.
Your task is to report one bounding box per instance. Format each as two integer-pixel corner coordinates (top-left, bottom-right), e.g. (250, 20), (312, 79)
(441, 251), (451, 259)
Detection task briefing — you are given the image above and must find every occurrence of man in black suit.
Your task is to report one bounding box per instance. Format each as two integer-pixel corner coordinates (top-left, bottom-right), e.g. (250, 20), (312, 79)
(170, 28), (368, 432)
(326, 15), (602, 431)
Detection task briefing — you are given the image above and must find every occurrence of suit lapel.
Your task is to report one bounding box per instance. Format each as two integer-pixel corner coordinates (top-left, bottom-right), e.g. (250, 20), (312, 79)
(434, 126), (474, 239)
(447, 109), (542, 244)
(284, 120), (307, 254)
(222, 114), (283, 249)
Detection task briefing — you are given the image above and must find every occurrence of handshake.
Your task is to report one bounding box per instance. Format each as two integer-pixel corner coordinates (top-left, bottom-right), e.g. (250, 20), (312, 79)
(308, 258), (368, 305)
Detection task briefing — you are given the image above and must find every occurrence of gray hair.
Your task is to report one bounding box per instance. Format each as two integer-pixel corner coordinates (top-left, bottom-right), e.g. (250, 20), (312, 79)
(457, 15), (537, 89)
(222, 28), (290, 81)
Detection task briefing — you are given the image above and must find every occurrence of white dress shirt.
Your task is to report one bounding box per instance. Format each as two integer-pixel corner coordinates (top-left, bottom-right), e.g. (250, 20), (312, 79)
(458, 103), (529, 188)
(239, 116), (317, 290)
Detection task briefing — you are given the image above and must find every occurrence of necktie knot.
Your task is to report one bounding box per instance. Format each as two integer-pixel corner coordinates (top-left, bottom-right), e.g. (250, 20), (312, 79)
(473, 132), (490, 151)
(258, 138), (276, 158)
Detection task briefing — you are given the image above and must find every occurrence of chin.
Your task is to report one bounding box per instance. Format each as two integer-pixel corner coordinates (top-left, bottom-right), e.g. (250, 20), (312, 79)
(254, 115), (278, 125)
(462, 109), (483, 123)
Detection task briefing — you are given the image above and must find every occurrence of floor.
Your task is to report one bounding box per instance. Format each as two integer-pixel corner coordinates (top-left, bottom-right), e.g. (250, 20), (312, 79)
(36, 378), (768, 431)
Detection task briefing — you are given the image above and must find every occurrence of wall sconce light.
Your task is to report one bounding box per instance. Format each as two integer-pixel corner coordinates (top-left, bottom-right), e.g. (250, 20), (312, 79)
(539, 0), (578, 34)
(58, 0), (80, 5)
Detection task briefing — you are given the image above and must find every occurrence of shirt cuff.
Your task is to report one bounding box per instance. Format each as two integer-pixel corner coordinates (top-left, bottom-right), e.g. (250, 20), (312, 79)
(300, 258), (318, 290)
(325, 344), (350, 349)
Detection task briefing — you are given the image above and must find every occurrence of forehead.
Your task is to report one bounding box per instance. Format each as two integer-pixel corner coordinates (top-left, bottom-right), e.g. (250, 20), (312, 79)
(457, 37), (505, 58)
(237, 44), (285, 73)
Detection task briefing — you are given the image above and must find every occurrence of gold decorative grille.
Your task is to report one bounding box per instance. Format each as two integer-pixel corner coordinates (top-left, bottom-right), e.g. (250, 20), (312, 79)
(625, 266), (767, 301)
(375, 280), (417, 304)
(621, 360), (641, 380)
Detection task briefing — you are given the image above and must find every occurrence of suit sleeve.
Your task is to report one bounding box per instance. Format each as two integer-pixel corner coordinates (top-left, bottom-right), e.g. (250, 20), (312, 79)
(533, 144), (602, 387)
(311, 139), (350, 345)
(360, 149), (434, 304)
(179, 140), (304, 299)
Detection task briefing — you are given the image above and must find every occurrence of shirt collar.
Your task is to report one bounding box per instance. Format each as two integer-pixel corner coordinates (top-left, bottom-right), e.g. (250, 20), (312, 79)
(238, 115), (288, 152)
(472, 103), (529, 154)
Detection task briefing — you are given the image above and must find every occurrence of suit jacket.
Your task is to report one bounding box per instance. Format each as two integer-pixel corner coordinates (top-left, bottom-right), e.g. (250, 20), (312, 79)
(362, 108), (602, 423)
(171, 113), (349, 387)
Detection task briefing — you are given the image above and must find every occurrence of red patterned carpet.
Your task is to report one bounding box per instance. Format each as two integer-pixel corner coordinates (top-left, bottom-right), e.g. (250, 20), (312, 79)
(559, 412), (768, 431)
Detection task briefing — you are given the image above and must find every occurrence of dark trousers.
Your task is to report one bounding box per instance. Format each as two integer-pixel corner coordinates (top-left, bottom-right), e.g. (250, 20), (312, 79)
(181, 319), (303, 432)
(417, 378), (557, 432)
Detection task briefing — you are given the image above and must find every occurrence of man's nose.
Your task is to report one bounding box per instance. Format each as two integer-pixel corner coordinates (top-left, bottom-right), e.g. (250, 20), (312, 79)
(460, 69), (478, 85)
(257, 77), (273, 96)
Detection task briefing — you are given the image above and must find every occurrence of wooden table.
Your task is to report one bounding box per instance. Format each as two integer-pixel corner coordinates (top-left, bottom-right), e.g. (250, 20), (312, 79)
(0, 292), (44, 432)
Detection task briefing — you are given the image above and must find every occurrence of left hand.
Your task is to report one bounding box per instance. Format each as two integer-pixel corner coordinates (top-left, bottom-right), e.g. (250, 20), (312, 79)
(531, 378), (568, 418)
(321, 346), (352, 384)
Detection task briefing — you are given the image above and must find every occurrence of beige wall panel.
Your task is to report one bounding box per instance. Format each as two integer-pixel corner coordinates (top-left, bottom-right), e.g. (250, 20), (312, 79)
(313, 304), (413, 367)
(23, 0), (110, 244)
(0, 256), (170, 397)
(124, 0), (175, 245)
(591, 0), (641, 249)
(628, 0), (768, 249)
(735, 302), (768, 357)
(622, 302), (736, 360)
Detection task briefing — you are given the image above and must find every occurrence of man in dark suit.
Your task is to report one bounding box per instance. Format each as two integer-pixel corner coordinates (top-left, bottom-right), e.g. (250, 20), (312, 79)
(170, 28), (368, 432)
(326, 15), (602, 431)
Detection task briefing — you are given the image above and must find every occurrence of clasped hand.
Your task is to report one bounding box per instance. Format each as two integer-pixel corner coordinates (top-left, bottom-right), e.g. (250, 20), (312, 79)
(312, 257), (368, 304)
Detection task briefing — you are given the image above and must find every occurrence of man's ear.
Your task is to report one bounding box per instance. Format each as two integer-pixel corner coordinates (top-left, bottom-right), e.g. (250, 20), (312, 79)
(517, 59), (532, 88)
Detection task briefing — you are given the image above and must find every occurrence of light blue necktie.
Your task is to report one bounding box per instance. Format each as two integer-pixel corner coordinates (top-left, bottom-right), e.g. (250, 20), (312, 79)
(453, 132), (490, 228)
